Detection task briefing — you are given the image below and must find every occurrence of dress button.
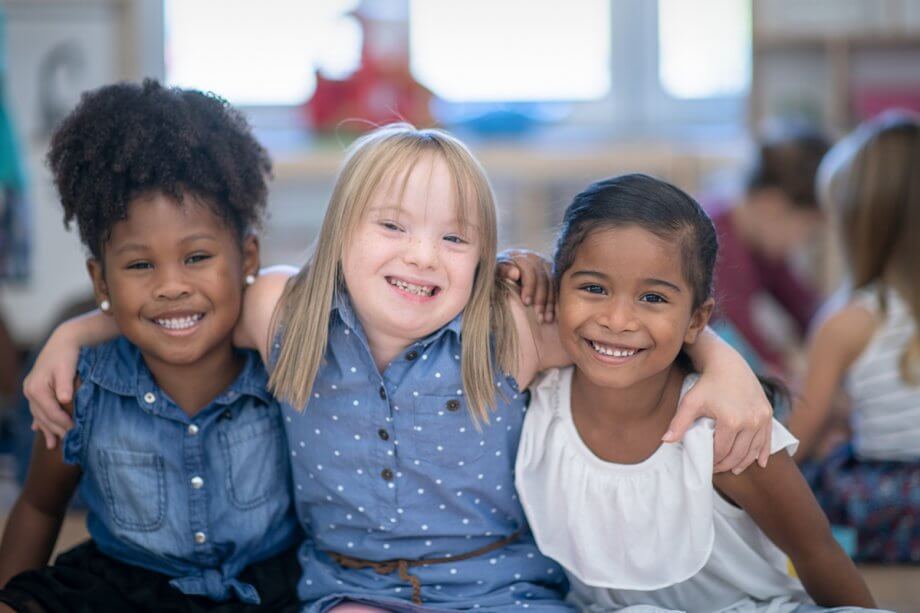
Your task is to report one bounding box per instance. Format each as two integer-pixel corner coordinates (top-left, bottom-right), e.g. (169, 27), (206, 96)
(378, 428), (390, 441)
(381, 468), (394, 481)
(194, 531), (207, 544)
(445, 399), (461, 411)
(379, 386), (387, 400)
(406, 350), (419, 361)
(143, 392), (156, 404)
(187, 424), (199, 436)
(191, 476), (204, 489)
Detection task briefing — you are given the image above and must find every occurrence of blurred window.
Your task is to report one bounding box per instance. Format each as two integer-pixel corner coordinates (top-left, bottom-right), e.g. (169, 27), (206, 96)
(164, 0), (362, 106)
(658, 0), (751, 99)
(408, 0), (610, 102)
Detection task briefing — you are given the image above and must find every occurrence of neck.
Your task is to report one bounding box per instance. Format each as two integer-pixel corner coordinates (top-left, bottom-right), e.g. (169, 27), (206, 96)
(570, 363), (684, 462)
(142, 341), (244, 417)
(364, 329), (414, 372)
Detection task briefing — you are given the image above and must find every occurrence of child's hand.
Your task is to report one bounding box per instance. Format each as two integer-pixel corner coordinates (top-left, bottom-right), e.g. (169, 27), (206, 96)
(23, 329), (81, 450)
(670, 362), (774, 475)
(497, 249), (555, 323)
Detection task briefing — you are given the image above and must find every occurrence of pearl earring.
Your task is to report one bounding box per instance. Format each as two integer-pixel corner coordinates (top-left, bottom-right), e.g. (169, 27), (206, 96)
(100, 299), (111, 312)
(245, 274), (256, 286)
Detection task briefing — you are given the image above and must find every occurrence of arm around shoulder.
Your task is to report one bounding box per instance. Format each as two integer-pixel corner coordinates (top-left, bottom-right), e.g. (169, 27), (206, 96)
(507, 291), (570, 390)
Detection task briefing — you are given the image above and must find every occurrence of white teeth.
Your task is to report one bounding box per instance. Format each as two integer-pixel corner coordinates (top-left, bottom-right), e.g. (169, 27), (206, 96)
(388, 278), (435, 297)
(155, 314), (203, 330)
(590, 340), (637, 358)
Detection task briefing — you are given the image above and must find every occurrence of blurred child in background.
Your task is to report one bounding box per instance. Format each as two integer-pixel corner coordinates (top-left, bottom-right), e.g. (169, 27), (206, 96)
(709, 130), (830, 374)
(789, 111), (920, 563)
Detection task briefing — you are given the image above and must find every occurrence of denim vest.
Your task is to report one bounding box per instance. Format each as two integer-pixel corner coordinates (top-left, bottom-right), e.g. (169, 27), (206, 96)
(64, 337), (300, 604)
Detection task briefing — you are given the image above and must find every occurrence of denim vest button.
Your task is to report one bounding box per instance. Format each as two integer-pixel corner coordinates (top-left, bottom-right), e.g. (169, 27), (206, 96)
(378, 428), (389, 441)
(194, 531), (207, 544)
(143, 392), (156, 404)
(187, 424), (199, 435)
(406, 350), (419, 361)
(381, 468), (394, 481)
(191, 476), (204, 489)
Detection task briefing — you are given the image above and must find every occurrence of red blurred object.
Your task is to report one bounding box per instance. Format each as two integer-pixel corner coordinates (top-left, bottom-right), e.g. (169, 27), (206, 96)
(853, 86), (920, 121)
(305, 11), (433, 133)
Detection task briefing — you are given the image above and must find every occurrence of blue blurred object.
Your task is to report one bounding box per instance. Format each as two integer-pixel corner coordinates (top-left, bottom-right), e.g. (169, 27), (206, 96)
(832, 525), (859, 558)
(431, 100), (569, 138)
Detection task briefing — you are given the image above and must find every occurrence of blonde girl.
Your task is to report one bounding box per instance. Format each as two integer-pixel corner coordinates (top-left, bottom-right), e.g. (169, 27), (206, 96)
(26, 124), (773, 611)
(789, 111), (920, 563)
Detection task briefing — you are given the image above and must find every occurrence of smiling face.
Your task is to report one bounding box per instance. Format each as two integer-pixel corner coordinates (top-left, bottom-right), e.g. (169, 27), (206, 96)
(88, 191), (259, 371)
(557, 224), (712, 390)
(341, 152), (481, 349)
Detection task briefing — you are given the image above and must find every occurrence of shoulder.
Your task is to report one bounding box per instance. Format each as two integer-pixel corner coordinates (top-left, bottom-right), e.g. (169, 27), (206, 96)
(808, 300), (878, 370)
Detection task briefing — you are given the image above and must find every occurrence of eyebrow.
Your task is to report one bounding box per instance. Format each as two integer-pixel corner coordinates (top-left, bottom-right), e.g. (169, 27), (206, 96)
(369, 205), (481, 233)
(569, 270), (683, 293)
(111, 233), (218, 256)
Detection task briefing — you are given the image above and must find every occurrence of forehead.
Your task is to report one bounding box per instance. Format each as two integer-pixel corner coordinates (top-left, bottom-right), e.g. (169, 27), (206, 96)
(108, 192), (234, 246)
(572, 225), (687, 285)
(369, 152), (480, 227)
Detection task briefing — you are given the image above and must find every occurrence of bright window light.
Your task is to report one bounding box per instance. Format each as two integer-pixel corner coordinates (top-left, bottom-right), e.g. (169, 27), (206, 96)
(164, 0), (361, 106)
(658, 0), (751, 99)
(409, 0), (611, 102)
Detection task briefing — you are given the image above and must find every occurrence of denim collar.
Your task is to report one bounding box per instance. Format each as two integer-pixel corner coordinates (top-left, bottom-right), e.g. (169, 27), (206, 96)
(331, 288), (463, 348)
(86, 337), (272, 416)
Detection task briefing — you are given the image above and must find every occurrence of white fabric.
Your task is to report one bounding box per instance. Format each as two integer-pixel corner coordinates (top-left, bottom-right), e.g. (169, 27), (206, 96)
(516, 367), (809, 613)
(846, 286), (920, 461)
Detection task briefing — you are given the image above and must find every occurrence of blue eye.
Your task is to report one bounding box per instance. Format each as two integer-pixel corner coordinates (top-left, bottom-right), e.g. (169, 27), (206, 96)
(380, 221), (401, 231)
(444, 235), (467, 244)
(580, 284), (605, 295)
(640, 293), (667, 303)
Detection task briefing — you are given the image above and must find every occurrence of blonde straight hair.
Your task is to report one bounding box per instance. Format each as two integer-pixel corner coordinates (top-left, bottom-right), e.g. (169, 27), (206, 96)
(822, 111), (920, 383)
(268, 124), (517, 423)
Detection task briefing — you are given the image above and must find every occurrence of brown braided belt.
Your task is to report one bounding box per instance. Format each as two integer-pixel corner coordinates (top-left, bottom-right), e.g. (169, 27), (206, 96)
(326, 529), (523, 605)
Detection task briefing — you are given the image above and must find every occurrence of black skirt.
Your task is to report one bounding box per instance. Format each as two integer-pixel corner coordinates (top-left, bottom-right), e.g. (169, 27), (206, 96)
(0, 540), (301, 613)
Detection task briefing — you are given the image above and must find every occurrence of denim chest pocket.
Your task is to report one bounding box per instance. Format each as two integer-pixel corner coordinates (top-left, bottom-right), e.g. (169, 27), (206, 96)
(97, 448), (167, 532)
(411, 394), (487, 467)
(218, 415), (286, 510)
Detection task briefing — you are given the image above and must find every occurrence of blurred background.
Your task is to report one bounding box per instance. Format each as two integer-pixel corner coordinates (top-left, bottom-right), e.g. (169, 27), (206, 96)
(0, 1), (919, 606)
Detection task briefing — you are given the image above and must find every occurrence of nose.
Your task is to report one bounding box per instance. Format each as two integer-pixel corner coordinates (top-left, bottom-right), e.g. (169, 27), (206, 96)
(597, 297), (639, 332)
(403, 235), (439, 270)
(153, 264), (193, 300)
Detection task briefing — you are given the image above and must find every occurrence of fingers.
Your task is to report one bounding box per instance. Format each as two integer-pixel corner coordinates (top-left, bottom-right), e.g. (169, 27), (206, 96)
(530, 265), (548, 323)
(32, 421), (58, 450)
(758, 420), (772, 468)
(517, 262), (537, 309)
(662, 398), (699, 443)
(54, 372), (74, 405)
(713, 428), (754, 474)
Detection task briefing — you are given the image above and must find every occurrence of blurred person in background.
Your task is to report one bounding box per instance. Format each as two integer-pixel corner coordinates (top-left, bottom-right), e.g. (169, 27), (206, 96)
(708, 129), (830, 376)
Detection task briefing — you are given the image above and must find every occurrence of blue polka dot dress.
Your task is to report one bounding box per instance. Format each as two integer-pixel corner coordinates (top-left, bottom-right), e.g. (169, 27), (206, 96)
(278, 292), (571, 612)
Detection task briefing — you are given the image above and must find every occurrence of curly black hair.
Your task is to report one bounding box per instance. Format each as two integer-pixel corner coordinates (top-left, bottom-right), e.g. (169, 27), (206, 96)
(47, 79), (272, 258)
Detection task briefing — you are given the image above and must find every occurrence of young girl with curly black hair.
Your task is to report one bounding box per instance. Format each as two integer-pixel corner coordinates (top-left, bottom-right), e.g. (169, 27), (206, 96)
(0, 80), (302, 612)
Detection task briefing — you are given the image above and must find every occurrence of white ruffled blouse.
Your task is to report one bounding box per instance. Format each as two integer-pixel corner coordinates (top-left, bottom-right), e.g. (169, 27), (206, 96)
(516, 367), (810, 612)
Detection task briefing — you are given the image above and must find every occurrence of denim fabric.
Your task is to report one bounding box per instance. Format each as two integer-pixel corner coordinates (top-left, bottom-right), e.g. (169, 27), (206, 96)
(64, 337), (300, 604)
(278, 291), (571, 612)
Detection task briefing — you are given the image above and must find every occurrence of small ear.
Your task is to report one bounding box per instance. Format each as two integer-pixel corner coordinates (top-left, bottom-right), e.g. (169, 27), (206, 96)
(241, 234), (261, 281)
(86, 258), (111, 313)
(684, 297), (714, 345)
